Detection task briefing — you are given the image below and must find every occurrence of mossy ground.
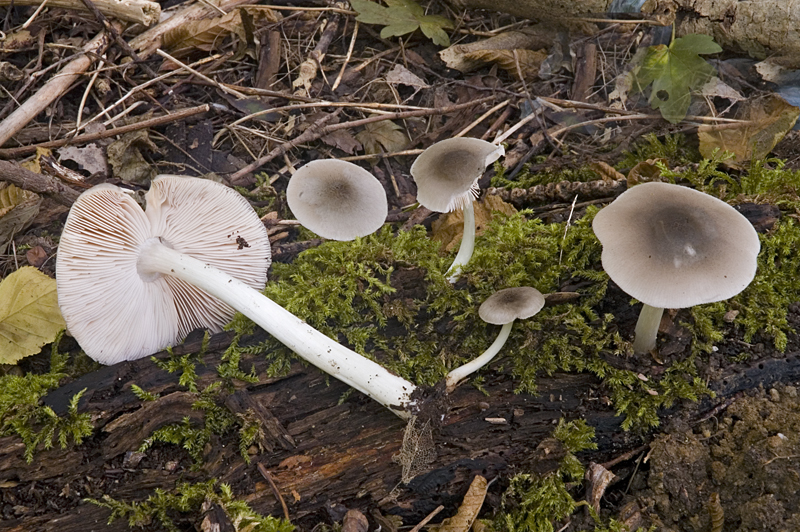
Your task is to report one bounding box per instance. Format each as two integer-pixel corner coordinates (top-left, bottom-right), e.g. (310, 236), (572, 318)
(5, 137), (800, 530)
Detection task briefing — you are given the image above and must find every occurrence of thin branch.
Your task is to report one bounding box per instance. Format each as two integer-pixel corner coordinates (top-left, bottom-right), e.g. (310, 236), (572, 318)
(0, 105), (210, 158)
(229, 97), (497, 180)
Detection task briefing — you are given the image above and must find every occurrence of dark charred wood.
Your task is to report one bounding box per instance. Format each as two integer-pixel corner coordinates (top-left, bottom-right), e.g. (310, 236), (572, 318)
(3, 330), (799, 530)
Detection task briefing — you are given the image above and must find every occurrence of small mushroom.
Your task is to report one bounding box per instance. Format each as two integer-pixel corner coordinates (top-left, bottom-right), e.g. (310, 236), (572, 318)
(57, 175), (417, 417)
(445, 286), (544, 392)
(592, 182), (760, 354)
(287, 159), (388, 241)
(411, 137), (504, 282)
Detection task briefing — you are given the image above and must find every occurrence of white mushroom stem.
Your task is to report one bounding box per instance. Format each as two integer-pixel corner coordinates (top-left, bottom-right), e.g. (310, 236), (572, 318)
(445, 321), (513, 392)
(137, 238), (417, 418)
(633, 303), (664, 354)
(445, 200), (476, 283)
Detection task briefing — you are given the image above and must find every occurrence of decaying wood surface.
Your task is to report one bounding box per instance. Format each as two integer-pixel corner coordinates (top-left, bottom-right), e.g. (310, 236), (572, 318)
(3, 329), (800, 530)
(442, 0), (800, 66)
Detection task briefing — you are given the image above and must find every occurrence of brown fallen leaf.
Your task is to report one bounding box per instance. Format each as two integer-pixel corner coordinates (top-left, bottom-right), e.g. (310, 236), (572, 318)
(463, 48), (547, 81)
(698, 94), (800, 168)
(433, 475), (488, 532)
(432, 195), (516, 252)
(626, 158), (665, 186)
(589, 161), (625, 182)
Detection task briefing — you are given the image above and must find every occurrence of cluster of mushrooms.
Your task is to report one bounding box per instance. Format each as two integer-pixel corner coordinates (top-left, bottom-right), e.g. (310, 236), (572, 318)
(55, 137), (761, 419)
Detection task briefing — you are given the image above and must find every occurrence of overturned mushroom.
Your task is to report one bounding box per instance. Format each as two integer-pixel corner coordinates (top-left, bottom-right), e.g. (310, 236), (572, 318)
(445, 286), (544, 392)
(57, 176), (417, 417)
(411, 137), (504, 282)
(287, 159), (388, 241)
(592, 182), (760, 354)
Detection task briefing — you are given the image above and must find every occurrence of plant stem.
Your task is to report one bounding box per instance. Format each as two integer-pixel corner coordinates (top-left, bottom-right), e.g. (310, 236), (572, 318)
(633, 303), (664, 354)
(445, 321), (513, 392)
(138, 238), (417, 418)
(445, 200), (476, 283)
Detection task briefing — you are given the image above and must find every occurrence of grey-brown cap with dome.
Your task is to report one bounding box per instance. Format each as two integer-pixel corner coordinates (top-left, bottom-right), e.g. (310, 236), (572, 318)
(479, 286), (546, 325)
(592, 182), (759, 309)
(410, 137), (504, 213)
(592, 181), (760, 353)
(287, 159), (388, 241)
(446, 286), (545, 391)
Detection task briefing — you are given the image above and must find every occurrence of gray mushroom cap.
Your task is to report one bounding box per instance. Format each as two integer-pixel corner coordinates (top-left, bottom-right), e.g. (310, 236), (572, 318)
(592, 182), (760, 309)
(287, 159), (388, 241)
(56, 175), (271, 364)
(479, 286), (545, 325)
(410, 137), (504, 212)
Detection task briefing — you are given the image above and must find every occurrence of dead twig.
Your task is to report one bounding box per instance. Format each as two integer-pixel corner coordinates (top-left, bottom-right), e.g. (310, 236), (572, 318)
(0, 25), (118, 147)
(229, 97), (497, 180)
(0, 0), (160, 24)
(0, 105), (210, 158)
(257, 463), (291, 522)
(0, 160), (80, 206)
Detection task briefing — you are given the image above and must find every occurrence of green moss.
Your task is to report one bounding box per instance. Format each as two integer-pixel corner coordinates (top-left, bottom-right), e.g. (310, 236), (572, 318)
(88, 479), (293, 532)
(494, 419), (651, 532)
(616, 133), (695, 169)
(0, 336), (94, 462)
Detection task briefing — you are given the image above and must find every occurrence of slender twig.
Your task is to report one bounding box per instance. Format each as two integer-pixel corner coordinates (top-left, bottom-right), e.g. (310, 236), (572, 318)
(229, 97), (496, 180)
(0, 105), (209, 157)
(257, 463), (291, 522)
(409, 505), (444, 532)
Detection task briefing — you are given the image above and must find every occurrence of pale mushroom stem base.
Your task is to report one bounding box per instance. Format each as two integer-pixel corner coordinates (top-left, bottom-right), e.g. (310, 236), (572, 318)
(137, 238), (417, 418)
(633, 303), (664, 354)
(445, 200), (476, 283)
(445, 321), (513, 392)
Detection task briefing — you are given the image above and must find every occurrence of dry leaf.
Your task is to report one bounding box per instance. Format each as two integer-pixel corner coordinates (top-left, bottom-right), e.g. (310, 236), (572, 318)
(589, 161), (625, 182)
(432, 195), (516, 252)
(58, 144), (108, 176)
(626, 158), (665, 186)
(0, 266), (65, 364)
(434, 475), (488, 532)
(356, 118), (408, 156)
(163, 7), (278, 60)
(321, 130), (362, 155)
(439, 30), (549, 74)
(385, 64), (429, 89)
(463, 48), (547, 81)
(698, 94), (800, 168)
(0, 183), (41, 254)
(107, 129), (159, 184)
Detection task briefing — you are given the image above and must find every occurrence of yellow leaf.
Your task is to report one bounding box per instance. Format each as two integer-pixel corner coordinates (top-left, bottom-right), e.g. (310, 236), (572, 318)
(698, 94), (800, 168)
(434, 475), (488, 532)
(0, 183), (41, 253)
(0, 267), (65, 364)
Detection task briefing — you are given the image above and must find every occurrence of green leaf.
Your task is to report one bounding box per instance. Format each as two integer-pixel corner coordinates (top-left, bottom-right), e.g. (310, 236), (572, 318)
(0, 266), (65, 364)
(633, 34), (722, 124)
(350, 0), (452, 46)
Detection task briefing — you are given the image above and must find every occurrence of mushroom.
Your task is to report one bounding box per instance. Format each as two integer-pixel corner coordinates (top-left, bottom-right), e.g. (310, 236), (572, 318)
(287, 159), (388, 241)
(410, 137), (504, 282)
(592, 182), (760, 354)
(57, 175), (417, 417)
(445, 286), (544, 392)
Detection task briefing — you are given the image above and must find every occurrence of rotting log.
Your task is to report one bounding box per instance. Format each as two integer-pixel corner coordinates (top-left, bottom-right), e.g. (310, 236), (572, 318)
(2, 330), (800, 530)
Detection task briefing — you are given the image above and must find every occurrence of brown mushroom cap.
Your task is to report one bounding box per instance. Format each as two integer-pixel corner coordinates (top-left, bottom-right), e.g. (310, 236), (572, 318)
(592, 182), (760, 309)
(410, 137), (504, 212)
(56, 175), (271, 364)
(479, 286), (545, 325)
(286, 159), (388, 241)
